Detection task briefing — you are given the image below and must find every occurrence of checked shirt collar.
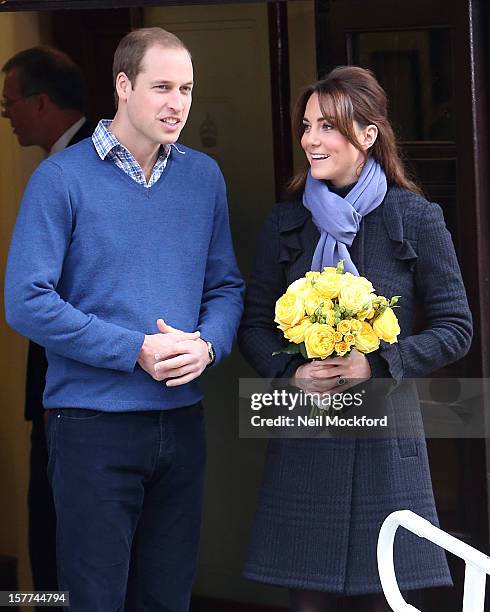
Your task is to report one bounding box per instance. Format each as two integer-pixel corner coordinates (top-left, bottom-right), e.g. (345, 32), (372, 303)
(92, 119), (174, 188)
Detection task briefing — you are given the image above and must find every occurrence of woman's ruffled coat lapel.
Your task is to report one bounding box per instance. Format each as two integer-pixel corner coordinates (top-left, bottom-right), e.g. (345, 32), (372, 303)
(277, 204), (314, 265)
(381, 189), (419, 271)
(275, 186), (419, 273)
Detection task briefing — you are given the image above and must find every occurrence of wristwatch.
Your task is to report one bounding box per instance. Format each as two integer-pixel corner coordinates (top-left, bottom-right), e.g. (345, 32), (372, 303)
(204, 340), (215, 366)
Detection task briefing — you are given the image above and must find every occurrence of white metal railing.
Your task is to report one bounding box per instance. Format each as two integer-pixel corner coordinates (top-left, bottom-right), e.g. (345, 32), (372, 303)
(377, 510), (490, 612)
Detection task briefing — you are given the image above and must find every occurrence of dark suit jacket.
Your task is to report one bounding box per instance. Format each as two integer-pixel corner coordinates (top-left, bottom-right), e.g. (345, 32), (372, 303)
(25, 120), (94, 420)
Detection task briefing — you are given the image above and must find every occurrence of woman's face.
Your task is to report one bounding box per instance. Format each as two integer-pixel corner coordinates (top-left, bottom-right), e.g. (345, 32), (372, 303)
(301, 93), (367, 187)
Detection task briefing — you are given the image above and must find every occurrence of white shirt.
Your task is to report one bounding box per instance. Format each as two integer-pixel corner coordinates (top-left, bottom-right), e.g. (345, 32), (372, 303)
(48, 117), (87, 157)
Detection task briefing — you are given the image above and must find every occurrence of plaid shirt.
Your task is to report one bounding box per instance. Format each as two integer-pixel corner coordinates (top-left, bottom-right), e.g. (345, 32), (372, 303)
(92, 119), (172, 188)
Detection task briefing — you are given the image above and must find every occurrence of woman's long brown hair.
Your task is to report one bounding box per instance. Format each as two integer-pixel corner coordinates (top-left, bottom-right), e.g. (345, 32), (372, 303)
(287, 66), (422, 199)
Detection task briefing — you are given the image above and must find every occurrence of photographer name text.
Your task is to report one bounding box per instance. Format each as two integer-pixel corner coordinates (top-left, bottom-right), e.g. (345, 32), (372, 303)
(250, 414), (388, 428)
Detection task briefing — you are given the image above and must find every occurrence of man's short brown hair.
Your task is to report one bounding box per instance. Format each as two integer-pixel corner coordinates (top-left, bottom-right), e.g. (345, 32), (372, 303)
(113, 27), (190, 89)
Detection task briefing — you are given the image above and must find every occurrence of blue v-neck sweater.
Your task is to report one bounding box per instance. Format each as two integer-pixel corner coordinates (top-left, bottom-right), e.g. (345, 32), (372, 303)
(5, 139), (244, 410)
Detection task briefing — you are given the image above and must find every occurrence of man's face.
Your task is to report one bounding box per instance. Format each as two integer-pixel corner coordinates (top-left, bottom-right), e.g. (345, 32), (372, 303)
(1, 68), (40, 147)
(121, 45), (193, 147)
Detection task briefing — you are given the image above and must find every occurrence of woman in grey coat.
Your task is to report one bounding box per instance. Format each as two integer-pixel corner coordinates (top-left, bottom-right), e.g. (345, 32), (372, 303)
(238, 66), (472, 611)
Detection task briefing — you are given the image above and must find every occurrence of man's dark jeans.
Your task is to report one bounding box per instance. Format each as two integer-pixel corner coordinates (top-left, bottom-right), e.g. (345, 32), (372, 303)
(46, 404), (206, 612)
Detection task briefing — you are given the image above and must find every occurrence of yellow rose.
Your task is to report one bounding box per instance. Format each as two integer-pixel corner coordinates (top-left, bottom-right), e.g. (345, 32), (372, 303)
(337, 319), (351, 335)
(335, 341), (350, 357)
(344, 332), (355, 346)
(304, 288), (321, 315)
(341, 273), (374, 293)
(338, 276), (374, 314)
(354, 321), (380, 353)
(305, 271), (321, 284)
(318, 309), (336, 327)
(373, 295), (389, 311)
(284, 318), (313, 344)
(372, 308), (400, 344)
(357, 304), (375, 321)
(350, 320), (362, 333)
(315, 269), (343, 298)
(275, 293), (305, 328)
(304, 324), (336, 359)
(286, 277), (310, 298)
(305, 288), (333, 316)
(334, 331), (343, 343)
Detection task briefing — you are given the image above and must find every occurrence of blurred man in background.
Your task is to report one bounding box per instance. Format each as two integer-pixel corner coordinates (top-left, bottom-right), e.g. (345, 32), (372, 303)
(1, 46), (92, 596)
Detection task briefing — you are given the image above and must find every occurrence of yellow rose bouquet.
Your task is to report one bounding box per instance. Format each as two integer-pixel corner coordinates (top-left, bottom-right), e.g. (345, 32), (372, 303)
(273, 261), (400, 360)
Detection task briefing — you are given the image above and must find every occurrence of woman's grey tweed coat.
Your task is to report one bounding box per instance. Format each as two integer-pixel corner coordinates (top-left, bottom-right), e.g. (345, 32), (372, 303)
(238, 185), (472, 594)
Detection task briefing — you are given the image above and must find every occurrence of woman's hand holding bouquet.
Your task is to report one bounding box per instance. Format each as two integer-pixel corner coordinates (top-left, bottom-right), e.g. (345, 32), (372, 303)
(273, 262), (400, 395)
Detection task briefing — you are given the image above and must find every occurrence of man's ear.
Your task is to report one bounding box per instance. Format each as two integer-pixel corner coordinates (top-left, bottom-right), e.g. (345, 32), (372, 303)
(362, 124), (378, 150)
(35, 92), (50, 114)
(114, 72), (132, 103)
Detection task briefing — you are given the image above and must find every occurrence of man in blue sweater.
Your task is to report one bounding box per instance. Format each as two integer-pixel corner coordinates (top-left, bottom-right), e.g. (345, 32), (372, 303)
(5, 27), (243, 612)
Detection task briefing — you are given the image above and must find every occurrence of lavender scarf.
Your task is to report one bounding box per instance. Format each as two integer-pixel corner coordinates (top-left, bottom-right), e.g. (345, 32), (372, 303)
(302, 157), (387, 275)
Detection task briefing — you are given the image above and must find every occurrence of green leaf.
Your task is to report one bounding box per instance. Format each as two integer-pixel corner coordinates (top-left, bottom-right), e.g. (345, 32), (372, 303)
(374, 307), (386, 318)
(299, 343), (309, 359)
(272, 344), (302, 357)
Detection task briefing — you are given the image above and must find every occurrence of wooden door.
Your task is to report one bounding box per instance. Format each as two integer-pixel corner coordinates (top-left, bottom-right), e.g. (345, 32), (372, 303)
(315, 0), (490, 608)
(50, 8), (138, 122)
